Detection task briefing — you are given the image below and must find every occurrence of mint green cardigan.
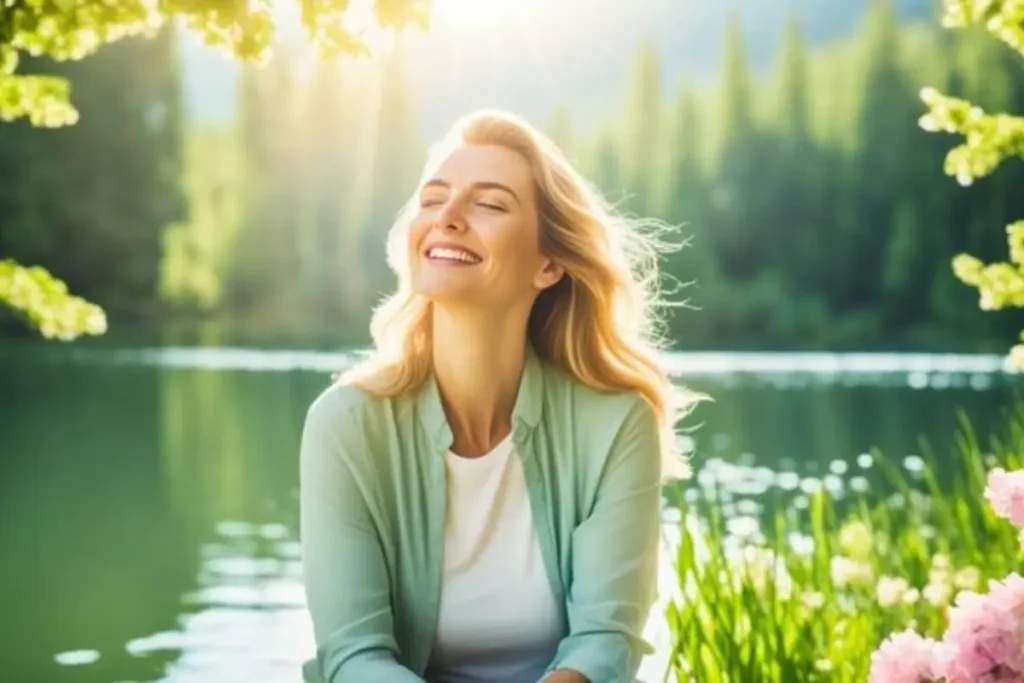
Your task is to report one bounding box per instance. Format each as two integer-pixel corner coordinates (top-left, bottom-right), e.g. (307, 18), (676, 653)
(299, 346), (662, 683)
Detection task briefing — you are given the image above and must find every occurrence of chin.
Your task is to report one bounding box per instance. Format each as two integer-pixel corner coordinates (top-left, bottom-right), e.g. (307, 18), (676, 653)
(413, 278), (476, 302)
(418, 289), (480, 308)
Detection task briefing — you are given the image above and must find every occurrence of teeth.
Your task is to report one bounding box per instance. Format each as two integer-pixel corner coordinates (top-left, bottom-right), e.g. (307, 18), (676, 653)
(428, 247), (480, 263)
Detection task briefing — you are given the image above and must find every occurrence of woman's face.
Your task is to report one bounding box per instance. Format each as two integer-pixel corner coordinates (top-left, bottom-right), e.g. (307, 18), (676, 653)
(407, 144), (562, 309)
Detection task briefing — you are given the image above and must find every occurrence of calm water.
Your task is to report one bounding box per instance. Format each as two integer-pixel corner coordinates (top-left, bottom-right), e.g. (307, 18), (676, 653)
(0, 344), (1019, 683)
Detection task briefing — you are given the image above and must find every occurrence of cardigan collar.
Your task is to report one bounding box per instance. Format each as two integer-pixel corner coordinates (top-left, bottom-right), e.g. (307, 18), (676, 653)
(418, 342), (544, 453)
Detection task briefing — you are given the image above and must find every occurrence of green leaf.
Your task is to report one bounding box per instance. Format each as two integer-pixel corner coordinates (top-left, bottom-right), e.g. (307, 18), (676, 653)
(0, 259), (107, 340)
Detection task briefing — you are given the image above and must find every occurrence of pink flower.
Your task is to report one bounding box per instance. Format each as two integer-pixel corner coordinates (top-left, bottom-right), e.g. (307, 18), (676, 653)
(870, 629), (942, 683)
(940, 573), (1024, 682)
(985, 468), (1024, 528)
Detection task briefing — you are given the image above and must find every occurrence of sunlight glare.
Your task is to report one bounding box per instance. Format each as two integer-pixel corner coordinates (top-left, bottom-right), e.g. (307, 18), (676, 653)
(342, 0), (397, 56)
(269, 0), (395, 57)
(268, 0), (302, 34)
(431, 0), (522, 29)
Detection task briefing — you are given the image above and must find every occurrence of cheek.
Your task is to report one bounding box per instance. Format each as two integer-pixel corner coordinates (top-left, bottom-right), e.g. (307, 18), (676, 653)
(482, 220), (542, 282)
(408, 215), (427, 247)
(407, 216), (430, 262)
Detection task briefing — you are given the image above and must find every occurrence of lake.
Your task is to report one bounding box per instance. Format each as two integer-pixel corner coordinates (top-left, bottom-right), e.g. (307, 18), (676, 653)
(0, 343), (1019, 683)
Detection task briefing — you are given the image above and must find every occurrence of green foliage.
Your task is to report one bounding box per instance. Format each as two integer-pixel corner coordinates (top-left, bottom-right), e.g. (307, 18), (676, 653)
(1, 23), (185, 333)
(663, 412), (1024, 681)
(942, 0), (1024, 55)
(918, 0), (1024, 362)
(0, 1), (430, 127)
(0, 259), (106, 340)
(0, 0), (428, 339)
(0, 67), (76, 128)
(0, 2), (152, 127)
(920, 87), (1024, 184)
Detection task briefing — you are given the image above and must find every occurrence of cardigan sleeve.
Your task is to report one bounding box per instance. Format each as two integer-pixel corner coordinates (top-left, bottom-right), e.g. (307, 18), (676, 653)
(545, 395), (662, 683)
(299, 394), (426, 683)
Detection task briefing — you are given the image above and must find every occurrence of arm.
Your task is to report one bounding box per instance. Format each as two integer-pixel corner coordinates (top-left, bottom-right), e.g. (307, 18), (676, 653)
(300, 396), (425, 683)
(544, 397), (662, 683)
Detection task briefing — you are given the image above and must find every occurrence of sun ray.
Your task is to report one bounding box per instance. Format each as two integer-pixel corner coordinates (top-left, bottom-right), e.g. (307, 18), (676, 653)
(430, 0), (521, 30)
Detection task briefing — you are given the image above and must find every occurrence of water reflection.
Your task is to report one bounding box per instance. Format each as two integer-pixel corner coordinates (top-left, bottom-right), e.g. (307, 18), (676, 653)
(0, 346), (1018, 682)
(0, 362), (193, 683)
(127, 523), (311, 683)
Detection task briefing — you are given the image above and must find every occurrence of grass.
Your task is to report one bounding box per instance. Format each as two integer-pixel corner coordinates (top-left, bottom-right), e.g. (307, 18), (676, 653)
(661, 405), (1024, 682)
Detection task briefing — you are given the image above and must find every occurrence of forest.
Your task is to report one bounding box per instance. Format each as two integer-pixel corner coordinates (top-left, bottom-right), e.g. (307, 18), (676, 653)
(2, 0), (1022, 351)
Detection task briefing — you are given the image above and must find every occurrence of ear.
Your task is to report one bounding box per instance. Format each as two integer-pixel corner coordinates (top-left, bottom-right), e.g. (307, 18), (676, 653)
(533, 257), (565, 291)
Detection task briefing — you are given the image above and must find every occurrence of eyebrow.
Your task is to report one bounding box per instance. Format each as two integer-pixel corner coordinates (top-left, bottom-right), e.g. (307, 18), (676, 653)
(421, 179), (521, 206)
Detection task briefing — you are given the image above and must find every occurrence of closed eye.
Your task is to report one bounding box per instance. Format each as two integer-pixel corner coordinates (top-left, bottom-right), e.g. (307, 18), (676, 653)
(478, 202), (506, 211)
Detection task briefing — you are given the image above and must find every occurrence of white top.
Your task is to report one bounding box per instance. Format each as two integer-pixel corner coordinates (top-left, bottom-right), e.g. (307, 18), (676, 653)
(425, 433), (565, 683)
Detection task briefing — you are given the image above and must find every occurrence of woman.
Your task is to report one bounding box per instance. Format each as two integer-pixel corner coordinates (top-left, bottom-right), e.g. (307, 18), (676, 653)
(300, 110), (700, 683)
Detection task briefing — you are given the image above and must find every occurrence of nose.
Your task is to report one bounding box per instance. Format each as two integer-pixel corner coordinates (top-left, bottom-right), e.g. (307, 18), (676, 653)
(436, 194), (468, 234)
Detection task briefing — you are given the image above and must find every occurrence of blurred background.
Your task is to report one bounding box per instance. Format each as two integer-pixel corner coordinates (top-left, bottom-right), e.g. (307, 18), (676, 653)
(2, 0), (1022, 681)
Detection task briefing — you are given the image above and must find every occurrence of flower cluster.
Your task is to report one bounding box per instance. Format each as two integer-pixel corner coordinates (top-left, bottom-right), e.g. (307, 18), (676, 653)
(869, 468), (1024, 683)
(986, 467), (1024, 547)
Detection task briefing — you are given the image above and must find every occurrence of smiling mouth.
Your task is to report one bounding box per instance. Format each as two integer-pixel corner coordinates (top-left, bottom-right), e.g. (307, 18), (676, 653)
(425, 246), (483, 265)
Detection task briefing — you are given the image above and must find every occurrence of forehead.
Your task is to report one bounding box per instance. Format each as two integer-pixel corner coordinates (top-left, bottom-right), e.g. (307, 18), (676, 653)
(430, 144), (534, 194)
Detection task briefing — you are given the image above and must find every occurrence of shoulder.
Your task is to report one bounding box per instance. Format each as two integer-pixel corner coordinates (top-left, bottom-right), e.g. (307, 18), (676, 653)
(538, 366), (662, 502)
(539, 364), (658, 475)
(301, 380), (399, 459)
(305, 380), (377, 427)
(540, 362), (652, 430)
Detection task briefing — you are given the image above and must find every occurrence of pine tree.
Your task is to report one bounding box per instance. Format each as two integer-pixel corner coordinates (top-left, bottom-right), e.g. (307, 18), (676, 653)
(665, 81), (704, 228)
(768, 12), (819, 290)
(662, 80), (715, 343)
(776, 13), (809, 144)
(709, 12), (761, 282)
(845, 0), (920, 312)
(719, 14), (753, 150)
(621, 41), (662, 215)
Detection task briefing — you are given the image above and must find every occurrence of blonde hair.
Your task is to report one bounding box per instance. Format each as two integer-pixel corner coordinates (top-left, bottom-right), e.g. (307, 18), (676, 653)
(338, 109), (703, 479)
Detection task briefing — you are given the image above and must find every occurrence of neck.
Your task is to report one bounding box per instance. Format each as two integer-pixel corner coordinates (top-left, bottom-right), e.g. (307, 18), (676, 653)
(430, 301), (531, 457)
